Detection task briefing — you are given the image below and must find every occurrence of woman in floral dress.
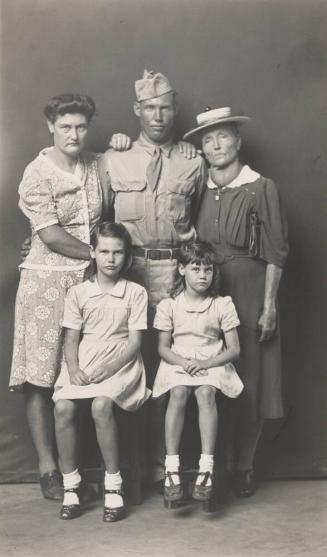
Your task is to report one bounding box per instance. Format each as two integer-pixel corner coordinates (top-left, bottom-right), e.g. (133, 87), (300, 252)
(9, 94), (102, 500)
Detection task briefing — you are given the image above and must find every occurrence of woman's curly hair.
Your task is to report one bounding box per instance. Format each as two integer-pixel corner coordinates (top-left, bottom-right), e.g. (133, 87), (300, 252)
(44, 94), (96, 124)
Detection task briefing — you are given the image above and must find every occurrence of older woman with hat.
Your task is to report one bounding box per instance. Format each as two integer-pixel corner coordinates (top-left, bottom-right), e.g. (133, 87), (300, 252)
(183, 107), (288, 497)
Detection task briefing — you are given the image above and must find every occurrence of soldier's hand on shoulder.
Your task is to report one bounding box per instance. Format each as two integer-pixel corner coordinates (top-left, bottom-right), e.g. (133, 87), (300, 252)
(109, 133), (132, 151)
(178, 141), (198, 159)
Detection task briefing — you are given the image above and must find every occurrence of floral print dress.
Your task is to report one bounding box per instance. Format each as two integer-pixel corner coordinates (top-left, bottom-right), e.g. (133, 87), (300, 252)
(9, 148), (102, 391)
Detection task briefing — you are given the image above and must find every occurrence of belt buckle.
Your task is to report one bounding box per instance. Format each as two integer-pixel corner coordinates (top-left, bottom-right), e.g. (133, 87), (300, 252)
(148, 249), (160, 260)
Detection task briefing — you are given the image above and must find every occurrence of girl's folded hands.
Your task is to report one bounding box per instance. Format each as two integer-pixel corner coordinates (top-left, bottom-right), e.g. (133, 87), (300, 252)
(68, 367), (90, 386)
(182, 358), (208, 377)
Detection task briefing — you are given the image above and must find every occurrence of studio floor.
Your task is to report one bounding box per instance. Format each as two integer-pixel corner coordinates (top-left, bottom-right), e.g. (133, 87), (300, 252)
(1, 480), (326, 557)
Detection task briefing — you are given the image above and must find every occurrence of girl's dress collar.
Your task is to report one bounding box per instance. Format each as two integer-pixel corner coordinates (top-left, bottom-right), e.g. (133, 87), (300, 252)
(180, 291), (214, 313)
(87, 277), (127, 298)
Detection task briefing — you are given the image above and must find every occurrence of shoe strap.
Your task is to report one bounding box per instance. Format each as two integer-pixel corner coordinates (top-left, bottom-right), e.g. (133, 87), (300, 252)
(104, 488), (123, 496)
(197, 471), (211, 486)
(64, 487), (79, 494)
(165, 471), (180, 487)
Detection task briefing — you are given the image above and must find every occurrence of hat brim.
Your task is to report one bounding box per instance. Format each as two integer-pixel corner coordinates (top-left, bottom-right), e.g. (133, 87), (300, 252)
(183, 116), (250, 140)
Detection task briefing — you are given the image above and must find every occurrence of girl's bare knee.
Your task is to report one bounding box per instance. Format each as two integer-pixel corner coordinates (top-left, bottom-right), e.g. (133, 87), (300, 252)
(54, 399), (76, 423)
(195, 386), (216, 407)
(169, 386), (190, 407)
(91, 397), (114, 422)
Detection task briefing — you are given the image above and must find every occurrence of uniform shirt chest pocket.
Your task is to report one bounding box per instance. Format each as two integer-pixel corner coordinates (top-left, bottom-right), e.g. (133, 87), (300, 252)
(112, 180), (146, 222)
(166, 179), (194, 223)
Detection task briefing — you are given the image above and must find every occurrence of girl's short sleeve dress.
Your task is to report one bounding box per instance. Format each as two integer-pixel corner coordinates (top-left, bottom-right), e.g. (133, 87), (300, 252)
(152, 292), (243, 399)
(53, 278), (151, 412)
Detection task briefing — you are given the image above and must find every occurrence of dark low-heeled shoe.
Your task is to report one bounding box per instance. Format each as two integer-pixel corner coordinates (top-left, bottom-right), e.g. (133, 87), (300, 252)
(40, 470), (63, 501)
(164, 472), (183, 509)
(103, 489), (126, 523)
(192, 471), (213, 501)
(234, 469), (256, 498)
(60, 488), (81, 520)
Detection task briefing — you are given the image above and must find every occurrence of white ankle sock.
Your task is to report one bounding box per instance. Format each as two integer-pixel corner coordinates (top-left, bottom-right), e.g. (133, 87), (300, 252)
(196, 454), (214, 486)
(164, 454), (180, 486)
(104, 471), (123, 508)
(63, 469), (81, 505)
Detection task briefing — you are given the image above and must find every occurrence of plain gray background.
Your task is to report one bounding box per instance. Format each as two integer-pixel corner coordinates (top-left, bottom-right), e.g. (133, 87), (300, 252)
(0, 0), (326, 481)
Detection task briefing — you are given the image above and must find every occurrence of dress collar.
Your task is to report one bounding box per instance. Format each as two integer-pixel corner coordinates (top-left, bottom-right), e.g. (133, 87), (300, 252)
(39, 147), (84, 180)
(136, 133), (173, 158)
(207, 164), (260, 190)
(179, 291), (214, 313)
(87, 277), (127, 298)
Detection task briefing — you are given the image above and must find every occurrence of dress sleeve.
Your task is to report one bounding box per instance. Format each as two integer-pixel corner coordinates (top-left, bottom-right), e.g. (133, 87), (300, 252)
(18, 165), (59, 231)
(128, 286), (148, 330)
(153, 298), (174, 331)
(62, 287), (83, 330)
(257, 179), (289, 268)
(218, 296), (240, 332)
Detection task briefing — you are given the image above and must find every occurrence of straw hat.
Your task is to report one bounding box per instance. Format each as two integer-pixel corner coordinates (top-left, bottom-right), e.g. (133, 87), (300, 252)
(183, 106), (250, 140)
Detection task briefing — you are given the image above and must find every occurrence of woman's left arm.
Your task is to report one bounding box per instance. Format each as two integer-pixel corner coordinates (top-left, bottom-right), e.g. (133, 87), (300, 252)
(256, 179), (288, 342)
(89, 330), (143, 383)
(257, 263), (283, 342)
(38, 225), (91, 260)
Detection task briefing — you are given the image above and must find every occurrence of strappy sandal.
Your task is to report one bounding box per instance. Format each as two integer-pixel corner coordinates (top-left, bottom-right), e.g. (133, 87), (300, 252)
(103, 488), (126, 522)
(164, 471), (183, 509)
(192, 471), (213, 502)
(60, 488), (81, 520)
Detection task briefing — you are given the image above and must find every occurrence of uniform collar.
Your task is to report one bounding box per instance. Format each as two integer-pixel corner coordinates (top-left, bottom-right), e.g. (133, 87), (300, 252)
(207, 164), (260, 190)
(87, 277), (127, 298)
(180, 291), (214, 313)
(136, 133), (174, 158)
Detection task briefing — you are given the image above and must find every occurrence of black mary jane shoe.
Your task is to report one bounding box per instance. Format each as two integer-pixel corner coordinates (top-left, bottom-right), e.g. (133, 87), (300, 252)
(103, 489), (126, 523)
(164, 472), (184, 509)
(60, 488), (81, 520)
(234, 469), (256, 498)
(192, 471), (213, 502)
(40, 469), (63, 501)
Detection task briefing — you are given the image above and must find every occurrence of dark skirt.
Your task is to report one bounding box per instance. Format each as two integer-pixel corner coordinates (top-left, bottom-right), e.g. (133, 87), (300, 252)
(219, 256), (283, 420)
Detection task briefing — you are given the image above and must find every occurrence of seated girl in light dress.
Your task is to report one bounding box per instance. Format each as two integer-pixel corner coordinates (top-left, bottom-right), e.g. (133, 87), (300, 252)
(53, 222), (150, 522)
(152, 241), (243, 509)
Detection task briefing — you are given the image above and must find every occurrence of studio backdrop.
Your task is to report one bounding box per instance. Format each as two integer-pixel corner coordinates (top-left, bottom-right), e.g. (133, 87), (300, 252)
(0, 0), (326, 481)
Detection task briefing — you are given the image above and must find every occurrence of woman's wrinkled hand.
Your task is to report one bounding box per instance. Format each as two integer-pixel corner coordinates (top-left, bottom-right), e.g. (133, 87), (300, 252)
(20, 236), (32, 262)
(109, 133), (132, 151)
(257, 307), (277, 342)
